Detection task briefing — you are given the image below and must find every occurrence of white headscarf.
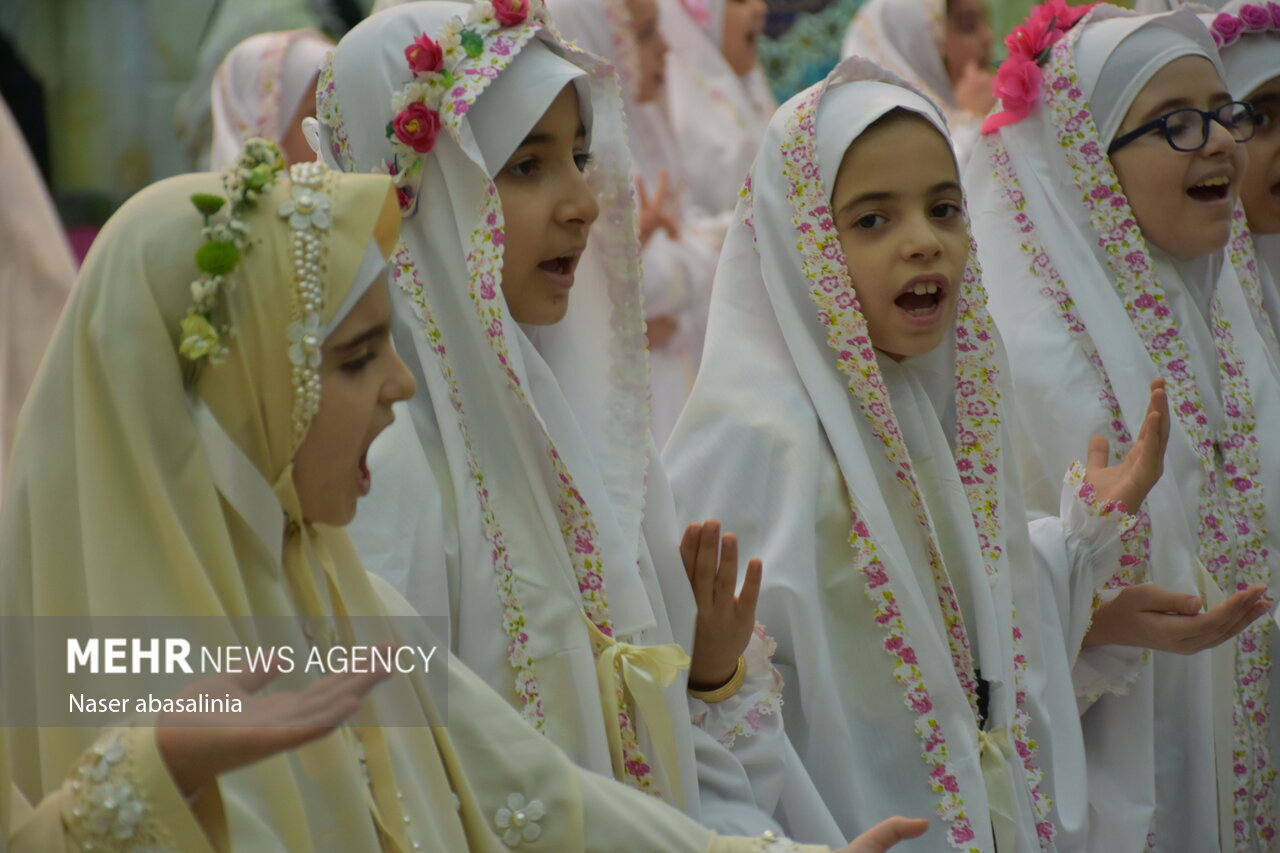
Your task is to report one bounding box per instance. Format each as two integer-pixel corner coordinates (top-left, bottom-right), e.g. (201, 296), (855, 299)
(316, 1), (788, 833)
(964, 7), (1280, 849)
(665, 57), (1133, 851)
(840, 0), (952, 108)
(210, 28), (333, 170)
(657, 0), (776, 217)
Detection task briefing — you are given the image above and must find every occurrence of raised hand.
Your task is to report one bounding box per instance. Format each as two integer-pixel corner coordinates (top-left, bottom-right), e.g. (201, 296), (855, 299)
(1084, 378), (1170, 514)
(636, 170), (681, 247)
(1083, 583), (1271, 654)
(680, 520), (762, 691)
(155, 654), (393, 797)
(838, 817), (930, 853)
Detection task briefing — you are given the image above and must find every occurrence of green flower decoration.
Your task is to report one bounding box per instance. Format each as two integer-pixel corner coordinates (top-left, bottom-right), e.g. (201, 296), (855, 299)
(195, 241), (241, 277)
(178, 312), (221, 361)
(190, 193), (226, 217)
(245, 162), (275, 191)
(461, 29), (484, 58)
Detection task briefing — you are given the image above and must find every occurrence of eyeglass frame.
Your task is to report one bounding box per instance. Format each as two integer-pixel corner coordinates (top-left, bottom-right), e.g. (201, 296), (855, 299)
(1107, 100), (1257, 155)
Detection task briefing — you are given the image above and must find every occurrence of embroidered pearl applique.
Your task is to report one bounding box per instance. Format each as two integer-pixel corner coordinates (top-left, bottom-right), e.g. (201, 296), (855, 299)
(493, 793), (545, 846)
(66, 732), (179, 852)
(278, 161), (332, 444)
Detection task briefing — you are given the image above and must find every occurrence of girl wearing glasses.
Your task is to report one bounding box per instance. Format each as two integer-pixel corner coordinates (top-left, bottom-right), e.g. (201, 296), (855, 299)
(965, 5), (1279, 851)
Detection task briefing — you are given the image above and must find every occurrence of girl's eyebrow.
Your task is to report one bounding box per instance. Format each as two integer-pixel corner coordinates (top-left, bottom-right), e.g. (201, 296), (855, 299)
(516, 124), (589, 149)
(838, 181), (962, 216)
(332, 323), (389, 352)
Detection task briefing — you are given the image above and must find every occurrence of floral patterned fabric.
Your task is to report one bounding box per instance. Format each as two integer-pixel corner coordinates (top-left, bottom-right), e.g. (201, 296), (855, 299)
(965, 6), (1280, 851)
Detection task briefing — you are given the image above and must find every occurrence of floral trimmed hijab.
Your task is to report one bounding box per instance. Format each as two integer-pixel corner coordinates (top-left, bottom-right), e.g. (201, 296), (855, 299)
(966, 5), (1280, 847)
(664, 57), (1101, 851)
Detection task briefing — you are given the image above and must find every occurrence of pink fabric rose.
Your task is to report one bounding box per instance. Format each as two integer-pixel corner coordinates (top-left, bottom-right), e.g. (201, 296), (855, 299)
(405, 33), (444, 74)
(982, 58), (1044, 134)
(492, 0), (530, 26)
(393, 102), (441, 153)
(1239, 4), (1271, 31)
(1270, 2), (1280, 28)
(1213, 13), (1245, 46)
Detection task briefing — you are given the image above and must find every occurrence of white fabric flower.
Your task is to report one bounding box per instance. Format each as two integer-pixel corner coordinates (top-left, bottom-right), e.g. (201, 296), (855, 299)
(277, 185), (332, 230)
(287, 313), (323, 368)
(493, 792), (545, 846)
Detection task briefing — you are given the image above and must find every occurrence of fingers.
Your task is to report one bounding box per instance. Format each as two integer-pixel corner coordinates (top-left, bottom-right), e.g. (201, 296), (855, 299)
(845, 817), (930, 853)
(679, 522), (702, 588)
(714, 532), (740, 605)
(1126, 583), (1202, 617)
(635, 174), (650, 208)
(1085, 434), (1110, 474)
(739, 558), (763, 620)
(655, 169), (670, 205)
(212, 651), (289, 695)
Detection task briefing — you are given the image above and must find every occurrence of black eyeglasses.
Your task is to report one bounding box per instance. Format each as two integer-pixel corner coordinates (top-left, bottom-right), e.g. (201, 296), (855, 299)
(1108, 101), (1257, 155)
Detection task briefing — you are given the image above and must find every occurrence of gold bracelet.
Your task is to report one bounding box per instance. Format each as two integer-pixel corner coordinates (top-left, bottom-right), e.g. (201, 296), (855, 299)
(688, 656), (746, 703)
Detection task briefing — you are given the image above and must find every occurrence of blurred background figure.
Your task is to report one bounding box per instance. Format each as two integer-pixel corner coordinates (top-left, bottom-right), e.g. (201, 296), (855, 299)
(209, 28), (334, 169)
(840, 0), (995, 164)
(0, 93), (75, 496)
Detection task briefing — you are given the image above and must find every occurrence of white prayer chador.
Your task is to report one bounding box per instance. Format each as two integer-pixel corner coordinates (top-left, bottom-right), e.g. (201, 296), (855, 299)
(546, 0), (721, 443)
(656, 0), (775, 219)
(664, 59), (1137, 852)
(838, 0), (980, 163)
(1216, 0), (1280, 336)
(318, 1), (790, 837)
(964, 7), (1280, 851)
(210, 28), (333, 170)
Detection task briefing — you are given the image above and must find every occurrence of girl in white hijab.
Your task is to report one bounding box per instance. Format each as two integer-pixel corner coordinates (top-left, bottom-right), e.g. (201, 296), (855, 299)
(656, 0), (776, 220)
(839, 0), (996, 166)
(964, 5), (1279, 850)
(1214, 1), (1280, 332)
(546, 0), (721, 443)
(664, 52), (1268, 851)
(210, 28), (334, 170)
(319, 0), (810, 840)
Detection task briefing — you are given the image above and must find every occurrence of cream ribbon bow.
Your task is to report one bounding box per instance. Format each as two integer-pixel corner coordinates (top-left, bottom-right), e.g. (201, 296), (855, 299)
(978, 725), (1019, 853)
(583, 614), (691, 808)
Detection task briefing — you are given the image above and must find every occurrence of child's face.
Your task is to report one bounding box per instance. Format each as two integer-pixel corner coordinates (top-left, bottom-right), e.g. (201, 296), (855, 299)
(1109, 56), (1247, 258)
(494, 84), (598, 326)
(942, 0), (993, 85)
(627, 0), (669, 104)
(1239, 74), (1280, 234)
(293, 276), (417, 525)
(722, 0), (767, 76)
(831, 114), (967, 361)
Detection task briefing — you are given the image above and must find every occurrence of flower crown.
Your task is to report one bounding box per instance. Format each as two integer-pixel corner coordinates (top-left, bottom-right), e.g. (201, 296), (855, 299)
(981, 0), (1098, 134)
(383, 0), (551, 211)
(1211, 3), (1280, 48)
(179, 138), (285, 384)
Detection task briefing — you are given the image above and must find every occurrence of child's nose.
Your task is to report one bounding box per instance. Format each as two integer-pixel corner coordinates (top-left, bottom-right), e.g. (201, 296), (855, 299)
(560, 169), (600, 228)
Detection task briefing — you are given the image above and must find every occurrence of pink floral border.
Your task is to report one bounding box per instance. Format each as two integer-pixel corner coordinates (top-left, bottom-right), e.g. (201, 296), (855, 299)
(775, 79), (1054, 847)
(1016, 17), (1275, 846)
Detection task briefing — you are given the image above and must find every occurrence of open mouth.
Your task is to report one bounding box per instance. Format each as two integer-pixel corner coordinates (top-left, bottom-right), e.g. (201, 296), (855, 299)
(358, 450), (371, 497)
(1186, 175), (1231, 203)
(894, 279), (946, 318)
(538, 253), (580, 288)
